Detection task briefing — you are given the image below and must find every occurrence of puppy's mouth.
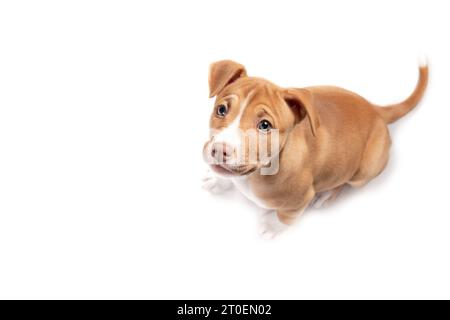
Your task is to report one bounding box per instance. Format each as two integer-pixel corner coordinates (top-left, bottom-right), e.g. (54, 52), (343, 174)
(210, 163), (257, 176)
(203, 140), (257, 176)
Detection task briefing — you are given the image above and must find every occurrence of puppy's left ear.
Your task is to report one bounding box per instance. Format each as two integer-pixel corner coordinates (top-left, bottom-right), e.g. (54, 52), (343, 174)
(283, 88), (321, 136)
(209, 60), (247, 98)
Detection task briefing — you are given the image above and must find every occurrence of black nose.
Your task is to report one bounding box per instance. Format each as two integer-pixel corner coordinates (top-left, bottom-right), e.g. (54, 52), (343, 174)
(211, 142), (234, 162)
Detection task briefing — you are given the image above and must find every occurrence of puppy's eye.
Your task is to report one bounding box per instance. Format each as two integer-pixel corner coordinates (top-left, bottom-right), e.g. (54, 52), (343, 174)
(257, 119), (272, 132)
(216, 104), (228, 117)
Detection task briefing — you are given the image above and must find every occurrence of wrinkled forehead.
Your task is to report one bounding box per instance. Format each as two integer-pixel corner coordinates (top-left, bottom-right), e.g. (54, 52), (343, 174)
(217, 77), (283, 114)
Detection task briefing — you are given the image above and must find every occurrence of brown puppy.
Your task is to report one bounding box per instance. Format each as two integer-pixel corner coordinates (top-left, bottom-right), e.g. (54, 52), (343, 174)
(203, 60), (428, 238)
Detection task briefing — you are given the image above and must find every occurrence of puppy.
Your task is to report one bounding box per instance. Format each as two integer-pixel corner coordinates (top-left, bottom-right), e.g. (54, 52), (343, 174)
(203, 60), (428, 238)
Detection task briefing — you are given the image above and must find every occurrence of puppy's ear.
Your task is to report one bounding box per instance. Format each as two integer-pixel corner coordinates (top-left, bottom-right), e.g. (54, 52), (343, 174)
(209, 60), (247, 98)
(283, 88), (321, 136)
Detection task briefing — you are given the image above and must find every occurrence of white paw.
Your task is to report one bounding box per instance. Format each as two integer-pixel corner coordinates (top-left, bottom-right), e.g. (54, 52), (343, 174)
(310, 191), (332, 209)
(258, 211), (288, 239)
(202, 171), (233, 194)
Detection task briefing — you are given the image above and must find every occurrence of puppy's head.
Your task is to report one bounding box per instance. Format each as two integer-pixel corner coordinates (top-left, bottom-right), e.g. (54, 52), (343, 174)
(203, 60), (320, 177)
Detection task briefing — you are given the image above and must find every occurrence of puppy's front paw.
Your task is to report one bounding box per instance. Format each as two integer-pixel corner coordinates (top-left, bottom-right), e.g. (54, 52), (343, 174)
(258, 211), (288, 239)
(202, 171), (233, 194)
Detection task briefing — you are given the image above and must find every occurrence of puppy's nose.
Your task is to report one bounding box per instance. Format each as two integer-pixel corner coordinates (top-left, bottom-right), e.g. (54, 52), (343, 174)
(211, 142), (234, 162)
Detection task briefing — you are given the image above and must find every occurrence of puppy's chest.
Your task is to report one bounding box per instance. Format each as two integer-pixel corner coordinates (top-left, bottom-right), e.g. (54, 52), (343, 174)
(231, 177), (272, 210)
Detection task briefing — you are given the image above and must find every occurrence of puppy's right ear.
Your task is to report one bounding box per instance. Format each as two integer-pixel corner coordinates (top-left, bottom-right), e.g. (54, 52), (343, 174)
(209, 60), (247, 98)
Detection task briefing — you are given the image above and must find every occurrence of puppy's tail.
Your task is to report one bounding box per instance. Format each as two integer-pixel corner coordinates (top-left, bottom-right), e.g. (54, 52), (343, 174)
(375, 63), (428, 124)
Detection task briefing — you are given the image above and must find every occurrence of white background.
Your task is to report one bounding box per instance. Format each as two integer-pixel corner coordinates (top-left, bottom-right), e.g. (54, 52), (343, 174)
(0, 0), (449, 299)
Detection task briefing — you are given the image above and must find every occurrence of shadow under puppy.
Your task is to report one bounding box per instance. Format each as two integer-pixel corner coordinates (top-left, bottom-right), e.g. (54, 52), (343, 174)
(203, 60), (428, 238)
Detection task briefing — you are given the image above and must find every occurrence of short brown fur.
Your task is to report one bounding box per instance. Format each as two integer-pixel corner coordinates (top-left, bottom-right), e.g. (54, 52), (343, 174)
(206, 60), (428, 225)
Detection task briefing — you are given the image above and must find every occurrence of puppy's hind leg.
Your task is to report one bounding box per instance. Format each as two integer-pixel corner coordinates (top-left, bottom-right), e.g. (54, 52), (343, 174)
(311, 185), (346, 209)
(349, 121), (391, 188)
